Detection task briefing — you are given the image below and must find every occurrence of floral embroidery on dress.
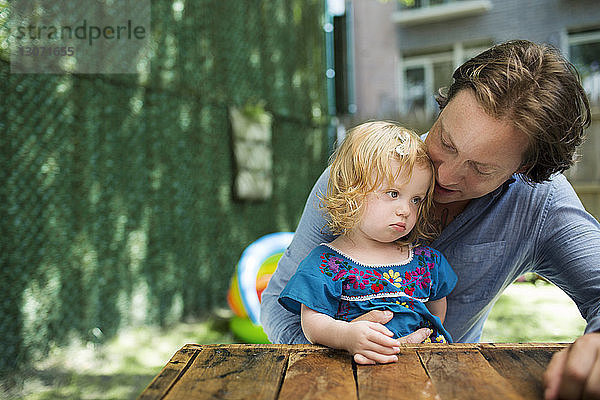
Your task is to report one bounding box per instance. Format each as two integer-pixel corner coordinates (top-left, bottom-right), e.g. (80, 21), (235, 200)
(400, 265), (432, 296)
(383, 270), (403, 288)
(319, 249), (436, 297)
(423, 334), (447, 343)
(419, 319), (447, 343)
(319, 253), (392, 292)
(395, 300), (415, 310)
(413, 247), (432, 257)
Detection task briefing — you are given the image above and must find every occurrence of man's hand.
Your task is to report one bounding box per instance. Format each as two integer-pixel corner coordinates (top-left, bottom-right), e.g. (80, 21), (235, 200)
(350, 310), (433, 364)
(352, 309), (395, 324)
(544, 332), (600, 399)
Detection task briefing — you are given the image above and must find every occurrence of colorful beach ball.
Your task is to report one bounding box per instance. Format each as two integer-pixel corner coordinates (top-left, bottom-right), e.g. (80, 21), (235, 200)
(227, 232), (294, 343)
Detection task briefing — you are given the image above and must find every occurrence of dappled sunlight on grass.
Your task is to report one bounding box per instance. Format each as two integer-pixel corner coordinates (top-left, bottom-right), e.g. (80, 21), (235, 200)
(5, 316), (234, 400)
(18, 370), (152, 400)
(482, 282), (586, 343)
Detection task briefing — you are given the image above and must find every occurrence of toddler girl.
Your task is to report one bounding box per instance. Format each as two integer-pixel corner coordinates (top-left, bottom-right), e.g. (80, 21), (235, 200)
(278, 121), (457, 364)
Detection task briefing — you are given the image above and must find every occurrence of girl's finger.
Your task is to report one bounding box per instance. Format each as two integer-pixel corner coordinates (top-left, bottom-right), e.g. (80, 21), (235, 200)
(354, 353), (376, 365)
(357, 350), (399, 364)
(368, 321), (395, 337)
(363, 340), (400, 356)
(366, 331), (402, 352)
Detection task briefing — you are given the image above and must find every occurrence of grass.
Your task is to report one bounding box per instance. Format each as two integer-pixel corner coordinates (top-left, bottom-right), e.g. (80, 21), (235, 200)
(481, 281), (586, 342)
(3, 281), (587, 399)
(3, 315), (235, 400)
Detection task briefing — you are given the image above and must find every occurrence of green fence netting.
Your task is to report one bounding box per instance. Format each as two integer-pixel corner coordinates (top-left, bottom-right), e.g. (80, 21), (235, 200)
(1, 0), (330, 375)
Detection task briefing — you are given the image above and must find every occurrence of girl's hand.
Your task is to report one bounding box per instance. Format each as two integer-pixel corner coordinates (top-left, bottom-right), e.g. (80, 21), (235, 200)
(301, 306), (433, 365)
(343, 320), (401, 364)
(350, 310), (434, 364)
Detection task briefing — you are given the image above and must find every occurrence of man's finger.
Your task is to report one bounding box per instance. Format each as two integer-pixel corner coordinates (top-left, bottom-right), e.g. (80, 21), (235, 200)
(558, 336), (600, 400)
(351, 310), (394, 324)
(398, 328), (432, 344)
(583, 355), (600, 399)
(544, 348), (568, 400)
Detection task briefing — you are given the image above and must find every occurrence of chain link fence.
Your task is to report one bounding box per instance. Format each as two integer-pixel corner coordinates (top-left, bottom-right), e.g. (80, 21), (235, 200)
(1, 0), (329, 376)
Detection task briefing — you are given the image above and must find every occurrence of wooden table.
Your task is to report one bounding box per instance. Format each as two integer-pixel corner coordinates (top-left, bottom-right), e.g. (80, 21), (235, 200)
(138, 343), (568, 400)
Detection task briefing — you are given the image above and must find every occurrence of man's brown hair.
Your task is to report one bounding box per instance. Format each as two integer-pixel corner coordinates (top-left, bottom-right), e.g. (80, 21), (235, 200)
(436, 40), (591, 183)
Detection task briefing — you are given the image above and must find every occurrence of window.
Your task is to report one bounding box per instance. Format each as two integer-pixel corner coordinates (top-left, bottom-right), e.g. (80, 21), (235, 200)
(569, 30), (600, 108)
(404, 66), (427, 116)
(400, 44), (488, 119)
(402, 60), (453, 119)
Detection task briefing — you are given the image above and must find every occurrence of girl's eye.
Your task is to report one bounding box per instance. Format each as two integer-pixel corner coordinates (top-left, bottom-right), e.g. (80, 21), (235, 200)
(387, 191), (399, 199)
(411, 197), (421, 205)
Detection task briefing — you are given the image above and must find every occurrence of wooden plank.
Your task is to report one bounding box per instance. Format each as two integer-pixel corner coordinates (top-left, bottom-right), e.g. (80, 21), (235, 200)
(201, 343), (326, 352)
(398, 343), (481, 350)
(484, 343), (567, 368)
(357, 350), (439, 400)
(138, 344), (202, 400)
(418, 349), (523, 400)
(163, 345), (288, 400)
(279, 349), (356, 400)
(483, 343), (568, 352)
(480, 347), (564, 400)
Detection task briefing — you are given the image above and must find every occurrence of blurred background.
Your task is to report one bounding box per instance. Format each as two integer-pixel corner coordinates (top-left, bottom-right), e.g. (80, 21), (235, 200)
(1, 0), (599, 398)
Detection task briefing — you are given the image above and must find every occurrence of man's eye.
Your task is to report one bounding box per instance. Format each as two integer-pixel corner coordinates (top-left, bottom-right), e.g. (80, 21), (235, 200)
(472, 164), (494, 176)
(475, 168), (494, 176)
(439, 132), (455, 151)
(441, 137), (454, 150)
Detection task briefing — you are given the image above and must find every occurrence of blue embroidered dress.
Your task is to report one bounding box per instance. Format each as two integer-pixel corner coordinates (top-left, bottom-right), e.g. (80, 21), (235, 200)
(278, 244), (458, 343)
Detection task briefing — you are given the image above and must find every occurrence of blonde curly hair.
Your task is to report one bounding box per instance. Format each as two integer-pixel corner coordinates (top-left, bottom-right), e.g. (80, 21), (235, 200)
(320, 121), (438, 246)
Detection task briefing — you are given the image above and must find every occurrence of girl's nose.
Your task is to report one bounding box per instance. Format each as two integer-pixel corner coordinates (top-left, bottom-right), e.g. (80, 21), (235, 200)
(395, 201), (410, 216)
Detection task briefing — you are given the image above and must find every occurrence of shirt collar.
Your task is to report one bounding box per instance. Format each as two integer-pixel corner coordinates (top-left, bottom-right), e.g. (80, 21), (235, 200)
(493, 176), (516, 198)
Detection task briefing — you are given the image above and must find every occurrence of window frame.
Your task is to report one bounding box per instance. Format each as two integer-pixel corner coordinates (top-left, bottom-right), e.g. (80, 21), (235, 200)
(398, 43), (488, 118)
(567, 29), (600, 109)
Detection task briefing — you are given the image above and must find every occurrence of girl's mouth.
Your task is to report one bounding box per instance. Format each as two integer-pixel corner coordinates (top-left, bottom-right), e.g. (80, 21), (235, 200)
(391, 223), (406, 232)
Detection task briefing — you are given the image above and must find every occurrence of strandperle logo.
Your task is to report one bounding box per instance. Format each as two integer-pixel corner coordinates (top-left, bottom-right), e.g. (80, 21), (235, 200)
(8, 0), (151, 74)
(14, 19), (147, 47)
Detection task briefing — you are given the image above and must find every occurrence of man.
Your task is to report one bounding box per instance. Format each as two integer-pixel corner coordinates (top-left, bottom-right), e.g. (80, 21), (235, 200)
(261, 40), (600, 399)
